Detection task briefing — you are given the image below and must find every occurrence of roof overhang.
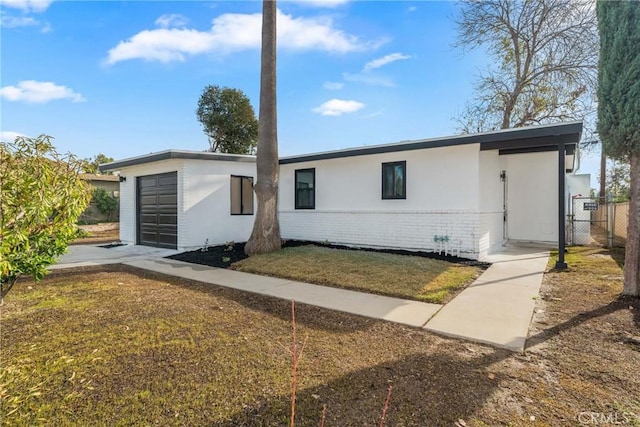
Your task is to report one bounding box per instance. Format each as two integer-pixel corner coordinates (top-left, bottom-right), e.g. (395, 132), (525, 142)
(279, 121), (583, 165)
(100, 149), (256, 172)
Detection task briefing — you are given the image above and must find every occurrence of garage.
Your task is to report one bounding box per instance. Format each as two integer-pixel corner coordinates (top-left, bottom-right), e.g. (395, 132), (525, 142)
(137, 172), (178, 249)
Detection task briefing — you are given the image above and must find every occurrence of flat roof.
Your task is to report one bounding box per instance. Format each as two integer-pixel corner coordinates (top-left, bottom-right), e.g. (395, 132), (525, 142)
(279, 121), (582, 164)
(100, 149), (256, 171)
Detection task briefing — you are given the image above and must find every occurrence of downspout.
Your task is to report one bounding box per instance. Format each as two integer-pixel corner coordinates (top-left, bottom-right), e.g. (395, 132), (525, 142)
(556, 140), (568, 269)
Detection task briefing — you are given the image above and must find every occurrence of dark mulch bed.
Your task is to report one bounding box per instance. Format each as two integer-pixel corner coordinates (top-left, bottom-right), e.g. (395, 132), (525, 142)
(167, 240), (490, 269)
(169, 242), (248, 268)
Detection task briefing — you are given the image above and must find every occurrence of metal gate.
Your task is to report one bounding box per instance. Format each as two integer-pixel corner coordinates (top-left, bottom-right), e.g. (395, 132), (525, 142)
(569, 196), (611, 247)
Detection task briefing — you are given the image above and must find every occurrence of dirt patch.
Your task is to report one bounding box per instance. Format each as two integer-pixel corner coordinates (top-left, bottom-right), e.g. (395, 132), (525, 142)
(71, 224), (120, 245)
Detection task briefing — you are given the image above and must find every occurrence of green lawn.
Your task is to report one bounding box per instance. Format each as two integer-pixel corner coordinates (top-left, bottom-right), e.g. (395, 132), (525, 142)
(232, 245), (482, 304)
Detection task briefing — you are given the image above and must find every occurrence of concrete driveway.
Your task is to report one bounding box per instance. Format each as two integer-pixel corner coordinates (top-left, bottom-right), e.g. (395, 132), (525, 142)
(51, 243), (179, 270)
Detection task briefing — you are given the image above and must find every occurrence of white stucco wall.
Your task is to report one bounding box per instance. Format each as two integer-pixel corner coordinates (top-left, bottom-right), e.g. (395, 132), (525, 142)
(279, 144), (483, 258)
(478, 150), (507, 258)
(181, 160), (256, 250)
(505, 151), (559, 243)
(116, 158), (256, 251)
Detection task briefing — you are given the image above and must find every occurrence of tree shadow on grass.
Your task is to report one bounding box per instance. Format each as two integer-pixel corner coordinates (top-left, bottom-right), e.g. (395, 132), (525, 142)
(49, 264), (379, 334)
(215, 350), (510, 427)
(608, 246), (626, 270)
(527, 295), (640, 349)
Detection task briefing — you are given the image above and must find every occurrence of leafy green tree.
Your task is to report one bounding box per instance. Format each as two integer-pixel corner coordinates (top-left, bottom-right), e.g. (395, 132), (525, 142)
(604, 160), (631, 203)
(92, 187), (119, 221)
(597, 0), (640, 296)
(245, 0), (281, 255)
(0, 135), (92, 300)
(81, 153), (114, 174)
(454, 0), (598, 133)
(196, 85), (259, 154)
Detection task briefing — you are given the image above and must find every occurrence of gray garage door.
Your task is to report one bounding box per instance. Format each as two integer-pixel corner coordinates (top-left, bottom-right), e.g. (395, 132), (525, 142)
(137, 172), (178, 249)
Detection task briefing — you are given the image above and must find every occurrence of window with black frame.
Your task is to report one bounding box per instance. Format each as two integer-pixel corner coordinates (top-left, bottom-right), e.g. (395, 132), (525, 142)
(382, 161), (406, 199)
(295, 168), (315, 209)
(230, 175), (254, 215)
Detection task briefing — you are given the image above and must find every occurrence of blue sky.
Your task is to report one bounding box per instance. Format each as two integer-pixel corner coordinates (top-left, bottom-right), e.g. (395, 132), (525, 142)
(1, 0), (601, 184)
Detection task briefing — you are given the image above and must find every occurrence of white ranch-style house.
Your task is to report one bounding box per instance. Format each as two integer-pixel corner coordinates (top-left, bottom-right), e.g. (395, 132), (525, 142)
(101, 121), (588, 262)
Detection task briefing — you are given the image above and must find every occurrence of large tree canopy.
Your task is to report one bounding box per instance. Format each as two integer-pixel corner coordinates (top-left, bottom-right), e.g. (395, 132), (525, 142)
(597, 0), (640, 297)
(196, 85), (259, 155)
(0, 135), (92, 300)
(454, 0), (598, 133)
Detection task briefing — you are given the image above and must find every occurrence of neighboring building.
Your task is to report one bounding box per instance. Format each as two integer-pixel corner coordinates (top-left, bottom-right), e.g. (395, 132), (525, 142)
(79, 174), (121, 223)
(101, 121), (584, 259)
(83, 173), (120, 195)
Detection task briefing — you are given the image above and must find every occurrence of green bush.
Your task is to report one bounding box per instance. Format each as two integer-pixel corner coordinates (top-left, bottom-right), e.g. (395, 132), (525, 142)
(0, 135), (92, 300)
(92, 187), (118, 221)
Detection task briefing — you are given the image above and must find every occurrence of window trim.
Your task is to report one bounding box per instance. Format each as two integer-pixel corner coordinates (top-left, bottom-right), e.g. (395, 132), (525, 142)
(295, 168), (316, 210)
(230, 175), (254, 215)
(381, 161), (407, 200)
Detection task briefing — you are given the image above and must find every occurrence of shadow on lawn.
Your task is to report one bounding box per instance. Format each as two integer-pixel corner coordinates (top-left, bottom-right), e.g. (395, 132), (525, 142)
(50, 264), (378, 334)
(527, 295), (640, 350)
(217, 350), (509, 427)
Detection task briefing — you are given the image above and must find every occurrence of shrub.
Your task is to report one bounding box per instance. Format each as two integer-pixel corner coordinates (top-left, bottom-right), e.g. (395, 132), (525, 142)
(92, 187), (118, 221)
(0, 135), (92, 300)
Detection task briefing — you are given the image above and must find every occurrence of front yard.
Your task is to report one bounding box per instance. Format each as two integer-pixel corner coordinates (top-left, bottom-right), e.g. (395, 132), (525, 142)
(232, 245), (483, 304)
(1, 246), (639, 426)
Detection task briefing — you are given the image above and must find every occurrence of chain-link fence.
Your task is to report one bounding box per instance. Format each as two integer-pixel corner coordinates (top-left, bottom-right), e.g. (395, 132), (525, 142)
(569, 196), (628, 247)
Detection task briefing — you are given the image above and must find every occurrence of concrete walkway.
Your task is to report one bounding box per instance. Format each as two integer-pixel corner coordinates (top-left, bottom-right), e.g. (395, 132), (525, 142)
(124, 258), (442, 328)
(424, 246), (550, 352)
(52, 243), (549, 352)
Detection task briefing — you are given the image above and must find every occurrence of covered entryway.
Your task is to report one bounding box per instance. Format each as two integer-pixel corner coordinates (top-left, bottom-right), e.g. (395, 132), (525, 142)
(137, 172), (178, 249)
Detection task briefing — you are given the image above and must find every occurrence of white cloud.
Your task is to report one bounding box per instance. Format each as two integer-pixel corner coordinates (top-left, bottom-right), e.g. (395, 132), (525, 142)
(0, 130), (27, 142)
(323, 81), (344, 90)
(0, 80), (86, 103)
(343, 72), (395, 87)
(408, 6), (417, 12)
(0, 13), (39, 28)
(155, 13), (189, 29)
(313, 98), (364, 116)
(0, 0), (54, 12)
(106, 9), (375, 65)
(290, 0), (350, 8)
(336, 52), (412, 88)
(363, 52), (412, 72)
(364, 109), (384, 119)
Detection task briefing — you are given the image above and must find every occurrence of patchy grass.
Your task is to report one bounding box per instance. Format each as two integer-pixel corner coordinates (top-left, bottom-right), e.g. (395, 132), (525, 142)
(231, 245), (482, 304)
(1, 265), (506, 426)
(70, 225), (119, 245)
(1, 246), (638, 426)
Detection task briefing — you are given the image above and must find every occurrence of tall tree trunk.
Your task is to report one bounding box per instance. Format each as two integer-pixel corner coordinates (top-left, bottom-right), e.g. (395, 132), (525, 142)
(600, 145), (607, 198)
(623, 152), (640, 296)
(245, 0), (281, 256)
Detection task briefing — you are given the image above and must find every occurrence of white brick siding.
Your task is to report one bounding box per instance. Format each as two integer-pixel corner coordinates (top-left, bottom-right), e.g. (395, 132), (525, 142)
(280, 210), (482, 259)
